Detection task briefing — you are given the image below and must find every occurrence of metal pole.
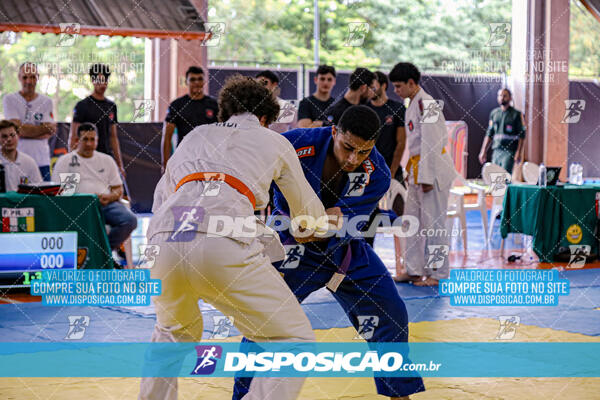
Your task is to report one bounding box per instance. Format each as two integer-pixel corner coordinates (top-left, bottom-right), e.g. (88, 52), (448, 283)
(314, 0), (319, 66)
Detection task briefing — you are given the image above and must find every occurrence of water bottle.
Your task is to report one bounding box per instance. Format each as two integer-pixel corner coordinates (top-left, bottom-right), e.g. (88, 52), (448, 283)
(576, 163), (584, 185)
(569, 163), (576, 184)
(538, 163), (547, 187)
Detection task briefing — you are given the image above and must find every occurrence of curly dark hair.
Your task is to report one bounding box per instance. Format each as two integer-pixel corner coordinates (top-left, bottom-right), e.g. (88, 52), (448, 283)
(217, 74), (280, 125)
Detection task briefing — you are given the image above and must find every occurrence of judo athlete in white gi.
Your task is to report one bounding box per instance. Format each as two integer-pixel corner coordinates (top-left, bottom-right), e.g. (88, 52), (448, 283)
(389, 63), (457, 287)
(139, 75), (331, 400)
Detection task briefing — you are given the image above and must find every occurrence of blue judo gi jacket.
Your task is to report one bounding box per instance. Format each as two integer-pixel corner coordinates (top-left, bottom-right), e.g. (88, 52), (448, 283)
(271, 126), (391, 270)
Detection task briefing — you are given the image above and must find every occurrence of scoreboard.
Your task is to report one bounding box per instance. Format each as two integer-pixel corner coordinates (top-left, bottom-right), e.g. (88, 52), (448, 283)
(0, 232), (77, 287)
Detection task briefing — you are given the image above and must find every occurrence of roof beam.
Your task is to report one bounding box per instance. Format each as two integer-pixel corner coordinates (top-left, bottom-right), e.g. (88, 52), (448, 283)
(0, 23), (210, 40)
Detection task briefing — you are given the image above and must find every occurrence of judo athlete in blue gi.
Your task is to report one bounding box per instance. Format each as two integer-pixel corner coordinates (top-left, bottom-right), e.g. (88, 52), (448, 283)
(232, 105), (425, 400)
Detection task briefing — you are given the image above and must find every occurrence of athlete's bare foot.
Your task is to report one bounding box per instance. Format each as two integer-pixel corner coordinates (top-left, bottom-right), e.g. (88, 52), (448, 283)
(393, 272), (421, 283)
(414, 277), (439, 286)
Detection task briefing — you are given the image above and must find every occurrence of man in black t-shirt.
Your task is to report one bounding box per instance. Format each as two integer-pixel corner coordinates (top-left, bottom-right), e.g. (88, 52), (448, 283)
(323, 67), (376, 126)
(297, 65), (336, 128)
(364, 71), (407, 248)
(162, 66), (218, 170)
(70, 64), (125, 176)
(367, 71), (406, 180)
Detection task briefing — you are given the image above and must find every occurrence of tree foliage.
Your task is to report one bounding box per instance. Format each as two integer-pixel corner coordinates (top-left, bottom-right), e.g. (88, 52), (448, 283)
(0, 33), (145, 121)
(0, 0), (597, 122)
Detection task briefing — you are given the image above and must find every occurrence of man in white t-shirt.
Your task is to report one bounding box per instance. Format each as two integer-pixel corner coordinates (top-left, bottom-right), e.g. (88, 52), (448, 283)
(0, 120), (42, 191)
(2, 62), (57, 181)
(52, 122), (137, 252)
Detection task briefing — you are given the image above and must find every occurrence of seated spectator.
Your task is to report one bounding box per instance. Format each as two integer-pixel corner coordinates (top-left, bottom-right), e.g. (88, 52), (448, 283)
(2, 62), (57, 181)
(53, 122), (137, 257)
(0, 120), (42, 191)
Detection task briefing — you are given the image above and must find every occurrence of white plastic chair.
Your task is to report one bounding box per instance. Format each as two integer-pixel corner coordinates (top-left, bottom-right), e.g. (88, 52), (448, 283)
(377, 171), (408, 273)
(481, 162), (511, 247)
(378, 177), (408, 211)
(452, 177), (489, 243)
(522, 162), (540, 184)
(447, 189), (467, 251)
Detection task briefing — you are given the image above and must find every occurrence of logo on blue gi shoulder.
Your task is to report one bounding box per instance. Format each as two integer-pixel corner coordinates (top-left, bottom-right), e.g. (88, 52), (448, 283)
(345, 172), (369, 197)
(191, 345), (222, 375)
(169, 206), (204, 242)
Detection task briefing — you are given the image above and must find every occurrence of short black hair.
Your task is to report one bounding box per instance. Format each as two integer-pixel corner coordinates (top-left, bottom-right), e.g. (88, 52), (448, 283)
(77, 122), (97, 137)
(349, 68), (375, 91)
(89, 63), (111, 78)
(374, 71), (388, 89)
(389, 62), (420, 85)
(337, 105), (381, 142)
(186, 66), (204, 78)
(500, 87), (512, 97)
(316, 65), (336, 77)
(256, 70), (279, 84)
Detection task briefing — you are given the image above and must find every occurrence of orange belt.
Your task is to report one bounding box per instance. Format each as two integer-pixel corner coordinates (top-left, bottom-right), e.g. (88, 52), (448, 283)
(175, 172), (257, 209)
(406, 148), (446, 185)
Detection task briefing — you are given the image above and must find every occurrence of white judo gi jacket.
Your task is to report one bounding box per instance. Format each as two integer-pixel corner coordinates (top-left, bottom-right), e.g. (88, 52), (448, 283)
(405, 88), (457, 191)
(147, 112), (327, 261)
(403, 88), (458, 279)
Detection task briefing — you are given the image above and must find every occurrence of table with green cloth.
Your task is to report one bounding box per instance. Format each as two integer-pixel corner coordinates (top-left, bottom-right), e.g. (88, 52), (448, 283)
(500, 183), (600, 262)
(0, 191), (113, 268)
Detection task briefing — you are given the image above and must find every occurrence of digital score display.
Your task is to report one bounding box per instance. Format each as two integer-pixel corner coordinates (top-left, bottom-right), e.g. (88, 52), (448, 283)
(0, 232), (78, 275)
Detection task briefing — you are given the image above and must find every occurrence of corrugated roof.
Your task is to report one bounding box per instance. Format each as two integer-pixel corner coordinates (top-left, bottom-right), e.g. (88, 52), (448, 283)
(0, 0), (208, 40)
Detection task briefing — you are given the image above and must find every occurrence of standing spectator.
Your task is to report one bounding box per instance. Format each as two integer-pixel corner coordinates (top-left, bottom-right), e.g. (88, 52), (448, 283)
(324, 67), (376, 125)
(368, 71), (406, 181)
(162, 66), (218, 170)
(363, 71), (407, 250)
(256, 70), (297, 133)
(478, 88), (526, 174)
(54, 122), (137, 258)
(70, 64), (126, 177)
(297, 65), (336, 128)
(0, 120), (42, 191)
(2, 62), (57, 181)
(390, 62), (457, 287)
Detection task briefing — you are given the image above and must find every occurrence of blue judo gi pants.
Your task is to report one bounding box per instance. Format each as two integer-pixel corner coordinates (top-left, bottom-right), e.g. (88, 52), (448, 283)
(232, 240), (425, 399)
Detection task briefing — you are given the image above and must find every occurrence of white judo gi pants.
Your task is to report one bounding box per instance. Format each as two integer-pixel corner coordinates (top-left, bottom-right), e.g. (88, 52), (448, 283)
(403, 180), (451, 280)
(139, 232), (315, 400)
